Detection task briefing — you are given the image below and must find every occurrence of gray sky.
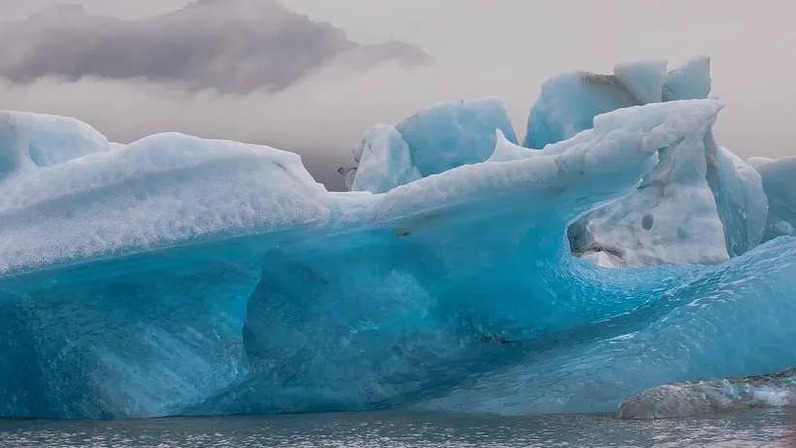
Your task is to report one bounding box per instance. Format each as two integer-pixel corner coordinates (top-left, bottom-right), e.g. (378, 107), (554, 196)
(1, 0), (795, 189)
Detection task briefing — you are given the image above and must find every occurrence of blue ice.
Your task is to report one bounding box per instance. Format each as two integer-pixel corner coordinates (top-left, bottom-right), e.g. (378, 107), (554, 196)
(348, 97), (518, 192)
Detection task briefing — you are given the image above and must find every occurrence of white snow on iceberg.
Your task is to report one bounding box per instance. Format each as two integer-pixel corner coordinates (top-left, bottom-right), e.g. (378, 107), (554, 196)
(0, 122), (330, 274)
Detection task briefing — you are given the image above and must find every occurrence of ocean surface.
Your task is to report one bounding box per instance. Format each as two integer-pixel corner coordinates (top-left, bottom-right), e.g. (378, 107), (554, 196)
(1, 409), (794, 448)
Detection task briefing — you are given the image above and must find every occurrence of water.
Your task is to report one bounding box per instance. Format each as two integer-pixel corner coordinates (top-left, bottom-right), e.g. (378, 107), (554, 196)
(1, 410), (794, 448)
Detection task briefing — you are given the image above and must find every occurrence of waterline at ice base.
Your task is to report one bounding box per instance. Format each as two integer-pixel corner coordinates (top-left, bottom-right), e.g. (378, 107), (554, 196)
(1, 57), (796, 420)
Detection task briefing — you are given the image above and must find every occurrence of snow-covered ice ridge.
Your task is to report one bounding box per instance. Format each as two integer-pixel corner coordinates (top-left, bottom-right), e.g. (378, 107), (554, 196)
(1, 57), (795, 419)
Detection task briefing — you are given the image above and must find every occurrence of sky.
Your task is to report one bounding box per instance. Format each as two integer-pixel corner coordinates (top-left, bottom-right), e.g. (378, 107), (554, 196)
(1, 0), (795, 189)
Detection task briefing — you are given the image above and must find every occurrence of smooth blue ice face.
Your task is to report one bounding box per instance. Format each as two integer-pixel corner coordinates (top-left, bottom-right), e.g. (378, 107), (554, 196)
(349, 124), (421, 194)
(613, 60), (667, 105)
(522, 72), (637, 149)
(0, 237), (267, 418)
(663, 56), (712, 101)
(395, 97), (518, 177)
(753, 156), (796, 240)
(0, 111), (109, 179)
(705, 144), (768, 256)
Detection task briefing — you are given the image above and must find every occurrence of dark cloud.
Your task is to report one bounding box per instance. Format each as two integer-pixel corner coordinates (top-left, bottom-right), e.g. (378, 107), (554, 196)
(0, 0), (429, 93)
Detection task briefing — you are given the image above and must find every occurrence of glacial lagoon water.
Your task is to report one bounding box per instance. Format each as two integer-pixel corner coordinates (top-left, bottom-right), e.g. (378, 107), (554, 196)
(1, 410), (794, 448)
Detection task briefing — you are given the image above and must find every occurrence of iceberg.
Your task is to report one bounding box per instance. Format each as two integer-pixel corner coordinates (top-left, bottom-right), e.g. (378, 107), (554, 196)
(347, 97), (518, 192)
(613, 60), (667, 105)
(523, 58), (711, 149)
(0, 59), (792, 420)
(522, 58), (767, 266)
(348, 124), (421, 194)
(345, 58), (766, 266)
(707, 146), (768, 256)
(0, 111), (109, 178)
(570, 113), (729, 267)
(523, 69), (637, 150)
(750, 156), (796, 240)
(663, 56), (712, 101)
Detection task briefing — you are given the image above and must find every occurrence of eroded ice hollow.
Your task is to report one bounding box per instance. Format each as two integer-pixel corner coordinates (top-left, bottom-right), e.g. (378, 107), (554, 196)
(0, 59), (794, 420)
